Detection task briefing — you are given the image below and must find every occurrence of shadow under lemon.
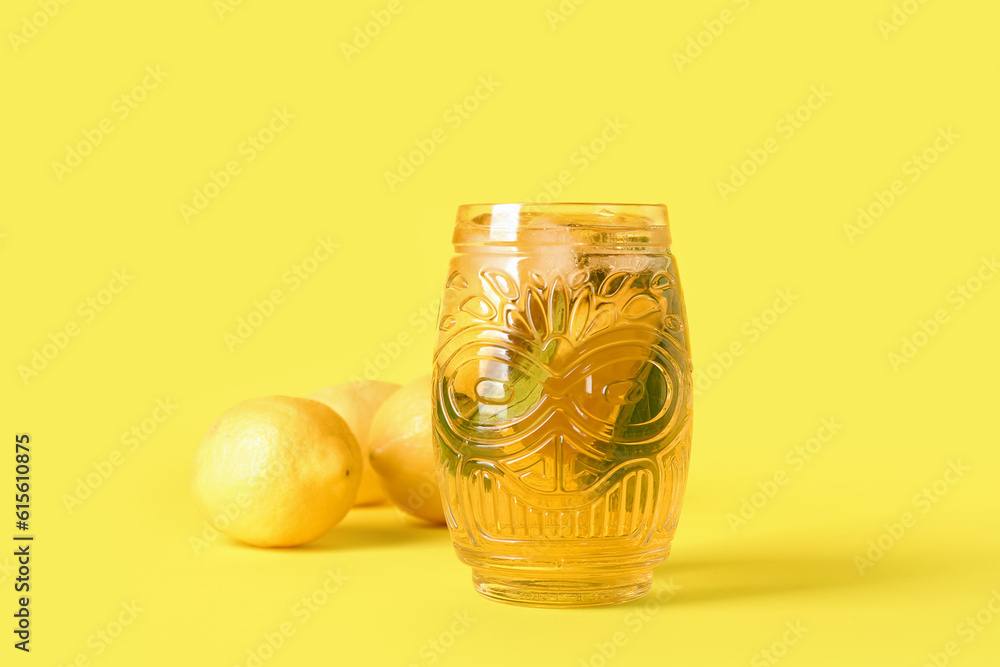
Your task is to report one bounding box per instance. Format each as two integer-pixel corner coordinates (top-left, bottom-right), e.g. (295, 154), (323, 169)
(276, 505), (448, 553)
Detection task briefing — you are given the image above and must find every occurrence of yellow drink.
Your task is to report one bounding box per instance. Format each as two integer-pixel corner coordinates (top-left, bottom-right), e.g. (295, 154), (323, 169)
(432, 203), (693, 607)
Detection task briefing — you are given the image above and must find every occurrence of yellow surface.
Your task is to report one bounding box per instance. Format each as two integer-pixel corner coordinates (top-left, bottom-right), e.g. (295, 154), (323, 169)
(1, 0), (998, 665)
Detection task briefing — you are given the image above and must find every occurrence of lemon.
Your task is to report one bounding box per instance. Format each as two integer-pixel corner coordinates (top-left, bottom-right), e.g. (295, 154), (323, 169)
(368, 375), (446, 524)
(309, 381), (400, 506)
(191, 396), (361, 547)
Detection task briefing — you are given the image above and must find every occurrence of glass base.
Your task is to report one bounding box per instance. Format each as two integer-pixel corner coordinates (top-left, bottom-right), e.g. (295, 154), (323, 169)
(471, 567), (653, 608)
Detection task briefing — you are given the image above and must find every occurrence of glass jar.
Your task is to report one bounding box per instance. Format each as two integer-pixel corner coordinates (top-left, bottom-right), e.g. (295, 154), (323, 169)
(431, 203), (693, 607)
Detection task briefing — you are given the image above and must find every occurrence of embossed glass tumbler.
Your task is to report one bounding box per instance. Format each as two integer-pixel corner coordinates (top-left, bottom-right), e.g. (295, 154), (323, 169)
(431, 203), (693, 607)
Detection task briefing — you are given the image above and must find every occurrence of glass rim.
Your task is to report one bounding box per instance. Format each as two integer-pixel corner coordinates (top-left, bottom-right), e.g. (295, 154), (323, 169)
(453, 202), (671, 250)
(456, 202), (668, 227)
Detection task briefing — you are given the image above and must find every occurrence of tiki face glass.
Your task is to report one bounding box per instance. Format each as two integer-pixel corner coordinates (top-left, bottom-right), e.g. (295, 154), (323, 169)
(431, 203), (693, 607)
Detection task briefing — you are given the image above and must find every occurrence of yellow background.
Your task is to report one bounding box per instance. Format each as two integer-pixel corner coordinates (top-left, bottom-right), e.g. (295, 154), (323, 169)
(2, 0), (999, 665)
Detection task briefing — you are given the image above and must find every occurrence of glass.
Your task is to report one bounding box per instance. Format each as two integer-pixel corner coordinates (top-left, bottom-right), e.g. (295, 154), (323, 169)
(431, 203), (693, 607)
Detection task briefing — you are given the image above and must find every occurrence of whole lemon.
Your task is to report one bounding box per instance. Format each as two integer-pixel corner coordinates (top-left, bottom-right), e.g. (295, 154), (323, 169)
(309, 381), (401, 506)
(368, 375), (446, 524)
(191, 396), (361, 547)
